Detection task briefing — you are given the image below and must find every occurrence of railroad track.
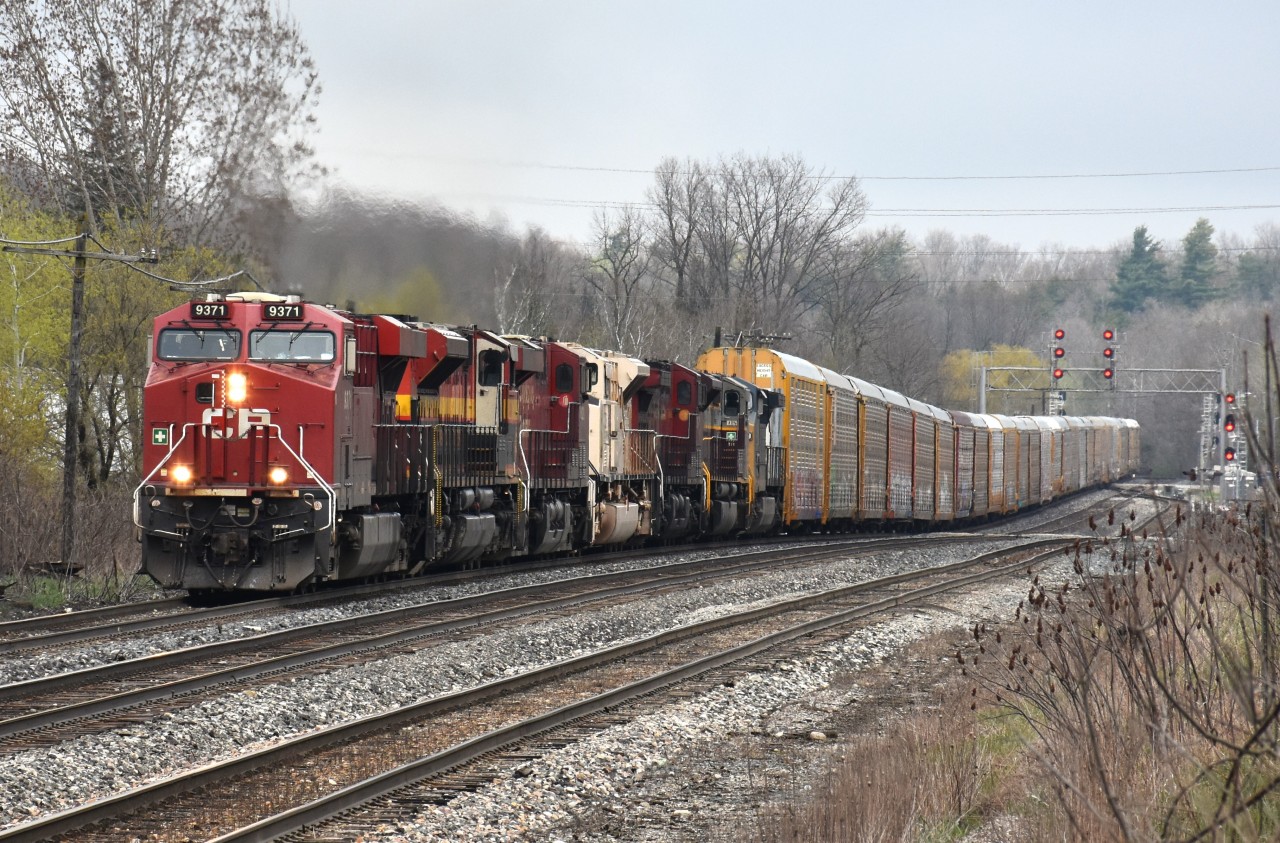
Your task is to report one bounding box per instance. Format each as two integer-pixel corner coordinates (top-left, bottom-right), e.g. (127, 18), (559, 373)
(0, 596), (193, 646)
(0, 493), (1170, 841)
(0, 534), (1012, 752)
(0, 535), (1069, 842)
(0, 488), (1131, 655)
(978, 486), (1154, 537)
(0, 534), (870, 655)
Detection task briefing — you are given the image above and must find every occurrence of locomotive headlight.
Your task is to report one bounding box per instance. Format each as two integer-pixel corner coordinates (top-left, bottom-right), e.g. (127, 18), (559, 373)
(268, 466), (289, 485)
(170, 465), (193, 484)
(226, 372), (248, 404)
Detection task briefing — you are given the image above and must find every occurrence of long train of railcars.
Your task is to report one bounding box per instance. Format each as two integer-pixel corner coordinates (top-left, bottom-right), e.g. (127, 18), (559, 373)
(133, 292), (1140, 592)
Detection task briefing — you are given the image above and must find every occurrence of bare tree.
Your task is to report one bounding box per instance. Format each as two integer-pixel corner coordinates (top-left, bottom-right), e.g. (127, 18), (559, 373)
(494, 227), (575, 337)
(0, 0), (321, 247)
(647, 156), (709, 310)
(692, 175), (739, 319)
(812, 228), (918, 373)
(584, 206), (656, 353)
(719, 154), (868, 336)
(914, 229), (965, 356)
(868, 307), (942, 401)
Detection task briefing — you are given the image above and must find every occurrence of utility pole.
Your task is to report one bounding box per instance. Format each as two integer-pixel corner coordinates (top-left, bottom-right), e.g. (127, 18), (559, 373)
(63, 228), (87, 572)
(1, 228), (157, 570)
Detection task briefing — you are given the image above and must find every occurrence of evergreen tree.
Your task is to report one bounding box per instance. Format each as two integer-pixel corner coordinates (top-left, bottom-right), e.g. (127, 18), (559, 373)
(1237, 251), (1280, 301)
(1109, 226), (1167, 313)
(1172, 217), (1218, 308)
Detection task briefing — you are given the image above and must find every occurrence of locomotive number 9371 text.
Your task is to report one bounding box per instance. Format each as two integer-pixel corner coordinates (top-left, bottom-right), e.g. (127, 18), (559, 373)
(263, 303), (303, 320)
(190, 302), (228, 319)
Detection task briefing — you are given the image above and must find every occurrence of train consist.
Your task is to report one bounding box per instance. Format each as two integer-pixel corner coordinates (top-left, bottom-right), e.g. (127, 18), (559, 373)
(134, 293), (1140, 592)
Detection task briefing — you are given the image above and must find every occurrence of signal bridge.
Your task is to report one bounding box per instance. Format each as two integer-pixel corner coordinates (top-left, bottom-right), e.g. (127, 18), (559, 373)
(978, 366), (1227, 412)
(980, 363), (1251, 500)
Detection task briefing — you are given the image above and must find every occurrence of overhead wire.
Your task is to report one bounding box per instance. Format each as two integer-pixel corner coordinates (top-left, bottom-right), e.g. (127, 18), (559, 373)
(374, 190), (1280, 219)
(326, 150), (1280, 182)
(0, 231), (264, 290)
(124, 262), (266, 291)
(318, 149), (1280, 222)
(0, 233), (86, 246)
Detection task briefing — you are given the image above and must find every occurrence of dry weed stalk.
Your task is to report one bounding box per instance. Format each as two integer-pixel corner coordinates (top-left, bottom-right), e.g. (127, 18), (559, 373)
(960, 316), (1280, 841)
(965, 504), (1280, 842)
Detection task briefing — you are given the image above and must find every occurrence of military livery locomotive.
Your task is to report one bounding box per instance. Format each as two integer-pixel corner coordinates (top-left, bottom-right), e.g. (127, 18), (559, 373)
(134, 293), (1140, 592)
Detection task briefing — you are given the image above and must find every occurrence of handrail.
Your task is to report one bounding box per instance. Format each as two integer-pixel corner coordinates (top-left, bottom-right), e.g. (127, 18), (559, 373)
(516, 400), (580, 488)
(131, 421), (336, 541)
(271, 424), (336, 539)
(131, 422), (191, 529)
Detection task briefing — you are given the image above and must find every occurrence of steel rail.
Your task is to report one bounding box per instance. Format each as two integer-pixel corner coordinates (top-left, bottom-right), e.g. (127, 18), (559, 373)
(0, 537), (1067, 842)
(1004, 488), (1147, 536)
(0, 596), (191, 642)
(0, 539), (902, 741)
(0, 532), (873, 651)
(1, 483), (1130, 649)
(217, 539), (1074, 843)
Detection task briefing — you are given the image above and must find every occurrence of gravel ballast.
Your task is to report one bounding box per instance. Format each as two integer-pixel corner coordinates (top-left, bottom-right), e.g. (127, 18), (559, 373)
(0, 493), (1161, 836)
(0, 542), (823, 686)
(0, 539), (1026, 830)
(359, 578), (1037, 842)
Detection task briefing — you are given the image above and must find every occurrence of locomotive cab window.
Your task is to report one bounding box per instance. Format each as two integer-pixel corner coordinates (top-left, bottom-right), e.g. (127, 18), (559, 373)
(249, 330), (335, 363)
(157, 329), (241, 361)
(723, 390), (742, 417)
(478, 350), (505, 387)
(676, 380), (693, 407)
(554, 362), (574, 393)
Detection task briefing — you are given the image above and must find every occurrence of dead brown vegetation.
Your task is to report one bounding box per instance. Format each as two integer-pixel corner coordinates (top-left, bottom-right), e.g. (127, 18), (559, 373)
(0, 452), (147, 606)
(745, 319), (1280, 842)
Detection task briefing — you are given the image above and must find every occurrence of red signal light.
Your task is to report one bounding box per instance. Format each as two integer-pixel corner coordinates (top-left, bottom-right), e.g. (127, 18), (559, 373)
(1103, 368), (1114, 379)
(1053, 368), (1065, 380)
(1054, 328), (1065, 340)
(1102, 329), (1114, 341)
(1225, 447), (1236, 462)
(1053, 347), (1065, 358)
(1103, 347), (1114, 359)
(1225, 393), (1236, 405)
(1224, 414), (1236, 433)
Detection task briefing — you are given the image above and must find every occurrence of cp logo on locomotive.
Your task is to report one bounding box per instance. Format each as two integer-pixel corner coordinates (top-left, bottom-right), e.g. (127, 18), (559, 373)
(201, 407), (273, 439)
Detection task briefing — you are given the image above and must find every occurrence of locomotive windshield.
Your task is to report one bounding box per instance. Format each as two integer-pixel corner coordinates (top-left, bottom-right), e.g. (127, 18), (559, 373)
(157, 329), (241, 361)
(249, 329), (335, 363)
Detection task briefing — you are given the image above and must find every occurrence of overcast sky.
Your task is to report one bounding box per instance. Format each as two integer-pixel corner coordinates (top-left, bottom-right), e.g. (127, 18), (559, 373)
(290, 0), (1280, 252)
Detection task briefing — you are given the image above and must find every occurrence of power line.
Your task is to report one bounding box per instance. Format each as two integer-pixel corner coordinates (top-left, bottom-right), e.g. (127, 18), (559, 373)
(869, 204), (1280, 218)
(864, 166), (1280, 182)
(326, 150), (1280, 182)
(124, 262), (266, 291)
(909, 245), (1280, 257)
(0, 233), (84, 246)
(2, 231), (267, 291)
(371, 189), (1280, 219)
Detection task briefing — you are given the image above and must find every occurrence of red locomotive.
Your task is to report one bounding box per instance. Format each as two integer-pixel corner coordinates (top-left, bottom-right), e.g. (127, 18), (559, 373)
(135, 293), (712, 591)
(135, 293), (1140, 593)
